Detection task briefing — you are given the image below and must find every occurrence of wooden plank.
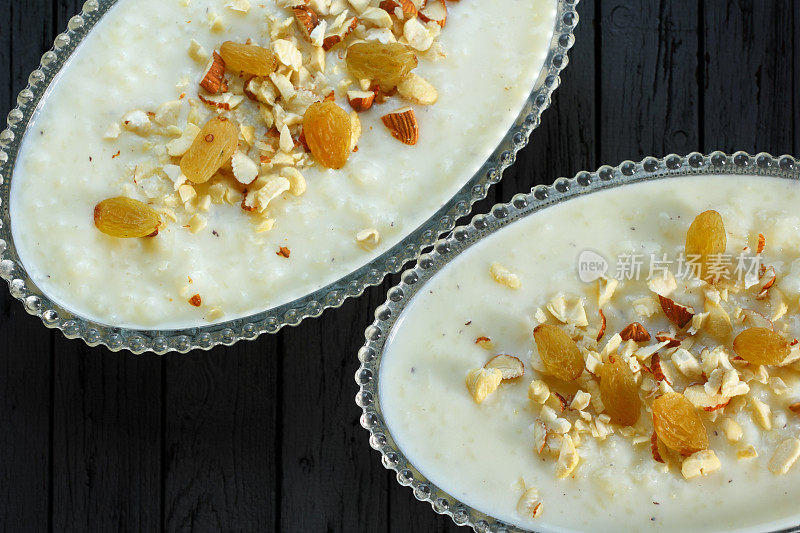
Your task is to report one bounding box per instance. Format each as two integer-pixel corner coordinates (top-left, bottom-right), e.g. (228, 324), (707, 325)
(0, 1), (55, 531)
(703, 0), (793, 154)
(51, 344), (162, 531)
(45, 2), (162, 530)
(164, 340), (279, 531)
(600, 0), (700, 161)
(279, 292), (389, 532)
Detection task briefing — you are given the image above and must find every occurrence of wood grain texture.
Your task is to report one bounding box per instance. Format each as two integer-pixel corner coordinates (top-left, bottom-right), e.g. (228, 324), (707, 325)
(51, 345), (162, 532)
(600, 0), (700, 162)
(164, 339), (279, 532)
(702, 0), (794, 154)
(0, 2), (54, 531)
(279, 290), (389, 532)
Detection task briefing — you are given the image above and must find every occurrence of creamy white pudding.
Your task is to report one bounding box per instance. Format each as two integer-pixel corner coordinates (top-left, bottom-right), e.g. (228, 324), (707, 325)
(380, 175), (800, 532)
(10, 0), (557, 329)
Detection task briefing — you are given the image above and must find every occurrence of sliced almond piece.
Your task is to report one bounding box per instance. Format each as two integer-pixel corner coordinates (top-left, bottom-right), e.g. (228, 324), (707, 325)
(200, 52), (227, 94)
(379, 0), (417, 17)
(658, 295), (695, 328)
(418, 0), (447, 27)
(397, 73), (438, 105)
(484, 354), (524, 380)
(655, 332), (682, 348)
(619, 322), (651, 342)
(465, 367), (502, 404)
(347, 90), (376, 112)
(651, 432), (665, 463)
(703, 300), (732, 340)
(596, 309), (607, 342)
(769, 438), (800, 475)
(681, 450), (721, 480)
(323, 16), (359, 50)
(293, 5), (320, 41)
(231, 151), (259, 185)
(381, 106), (419, 145)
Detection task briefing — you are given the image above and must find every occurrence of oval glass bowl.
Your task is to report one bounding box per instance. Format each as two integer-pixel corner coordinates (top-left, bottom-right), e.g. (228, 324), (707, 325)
(0, 0), (578, 354)
(356, 151), (800, 532)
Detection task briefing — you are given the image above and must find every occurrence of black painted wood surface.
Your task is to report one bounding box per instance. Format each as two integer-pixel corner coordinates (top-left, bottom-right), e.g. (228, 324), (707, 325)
(1, 1), (795, 531)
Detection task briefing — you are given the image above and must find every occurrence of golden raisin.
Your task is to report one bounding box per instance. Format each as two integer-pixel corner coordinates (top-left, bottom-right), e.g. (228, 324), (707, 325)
(599, 357), (641, 426)
(685, 210), (726, 281)
(732, 327), (791, 365)
(652, 392), (708, 456)
(93, 197), (161, 238)
(346, 42), (418, 91)
(303, 102), (352, 169)
(181, 116), (238, 184)
(533, 324), (584, 381)
(219, 42), (277, 77)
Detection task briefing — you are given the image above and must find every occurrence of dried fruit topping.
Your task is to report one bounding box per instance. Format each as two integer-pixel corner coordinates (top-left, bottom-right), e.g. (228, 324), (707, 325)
(188, 294), (202, 307)
(652, 392), (709, 456)
(346, 42), (418, 91)
(685, 210), (727, 282)
(732, 327), (791, 365)
(598, 356), (641, 426)
(219, 41), (277, 77)
(93, 197), (161, 238)
(789, 402), (800, 415)
(757, 233), (766, 254)
(484, 354), (524, 380)
(703, 300), (732, 340)
(181, 116), (239, 184)
(418, 0), (448, 27)
(533, 324), (585, 382)
(201, 52), (227, 94)
(619, 322), (651, 342)
(381, 107), (419, 145)
(658, 295), (694, 328)
(303, 101), (353, 169)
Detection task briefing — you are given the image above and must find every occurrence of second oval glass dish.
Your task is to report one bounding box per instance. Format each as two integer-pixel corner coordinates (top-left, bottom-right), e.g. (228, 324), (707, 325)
(356, 151), (800, 532)
(0, 0), (578, 353)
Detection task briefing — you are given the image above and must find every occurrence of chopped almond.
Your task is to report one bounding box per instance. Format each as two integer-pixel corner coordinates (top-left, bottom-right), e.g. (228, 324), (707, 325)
(347, 90), (376, 112)
(485, 354), (524, 380)
(418, 0), (447, 27)
(381, 106), (419, 145)
(200, 52), (227, 94)
(619, 322), (651, 342)
(658, 295), (695, 327)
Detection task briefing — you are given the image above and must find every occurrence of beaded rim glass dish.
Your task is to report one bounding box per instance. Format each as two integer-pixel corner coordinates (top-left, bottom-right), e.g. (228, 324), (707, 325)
(355, 151), (800, 532)
(0, 0), (578, 354)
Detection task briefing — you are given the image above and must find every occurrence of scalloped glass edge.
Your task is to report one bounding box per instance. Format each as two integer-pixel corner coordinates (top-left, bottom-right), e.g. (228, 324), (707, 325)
(355, 151), (800, 533)
(0, 0), (579, 354)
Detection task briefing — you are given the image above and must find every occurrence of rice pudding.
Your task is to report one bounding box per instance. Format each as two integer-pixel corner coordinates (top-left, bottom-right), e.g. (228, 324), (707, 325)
(10, 0), (557, 329)
(380, 175), (800, 532)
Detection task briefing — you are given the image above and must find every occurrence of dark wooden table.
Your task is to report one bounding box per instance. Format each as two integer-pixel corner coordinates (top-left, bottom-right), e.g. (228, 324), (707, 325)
(1, 1), (796, 531)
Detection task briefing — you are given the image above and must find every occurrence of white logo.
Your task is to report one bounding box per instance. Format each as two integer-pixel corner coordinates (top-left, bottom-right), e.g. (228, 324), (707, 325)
(577, 250), (609, 283)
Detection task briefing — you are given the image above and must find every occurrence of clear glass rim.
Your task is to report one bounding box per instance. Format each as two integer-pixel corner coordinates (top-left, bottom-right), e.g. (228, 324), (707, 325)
(0, 0), (579, 354)
(355, 150), (800, 533)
